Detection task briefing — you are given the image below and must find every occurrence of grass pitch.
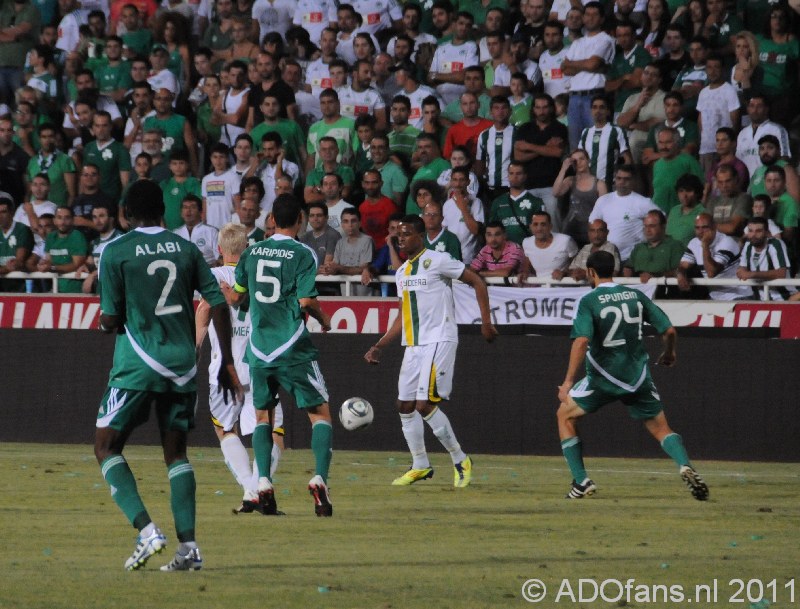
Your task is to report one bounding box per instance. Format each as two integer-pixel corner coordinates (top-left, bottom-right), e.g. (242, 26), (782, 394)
(1, 443), (798, 609)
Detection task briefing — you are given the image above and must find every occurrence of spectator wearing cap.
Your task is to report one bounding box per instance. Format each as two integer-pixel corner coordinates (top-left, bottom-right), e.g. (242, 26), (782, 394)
(147, 44), (180, 99)
(560, 1), (616, 149)
(391, 60), (440, 129)
(490, 32), (543, 98)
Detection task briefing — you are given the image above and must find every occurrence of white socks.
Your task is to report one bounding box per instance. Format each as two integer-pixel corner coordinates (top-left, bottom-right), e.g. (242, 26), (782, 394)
(220, 434), (255, 493)
(425, 408), (466, 465)
(400, 411), (429, 469)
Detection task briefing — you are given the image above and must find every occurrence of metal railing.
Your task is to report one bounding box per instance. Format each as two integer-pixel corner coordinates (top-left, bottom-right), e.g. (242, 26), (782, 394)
(5, 271), (800, 301)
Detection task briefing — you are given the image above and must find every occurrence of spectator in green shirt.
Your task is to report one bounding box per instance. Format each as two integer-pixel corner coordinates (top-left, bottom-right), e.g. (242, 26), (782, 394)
(406, 133), (450, 214)
(0, 0), (40, 107)
(160, 149), (202, 230)
(37, 206), (88, 293)
(666, 173), (706, 246)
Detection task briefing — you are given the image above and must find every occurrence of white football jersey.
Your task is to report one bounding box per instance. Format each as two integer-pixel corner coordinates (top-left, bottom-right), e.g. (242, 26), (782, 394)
(396, 249), (466, 346)
(208, 265), (251, 385)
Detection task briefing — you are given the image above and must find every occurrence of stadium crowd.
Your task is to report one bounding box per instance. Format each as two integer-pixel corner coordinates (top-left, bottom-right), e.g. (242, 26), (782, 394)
(0, 0), (799, 301)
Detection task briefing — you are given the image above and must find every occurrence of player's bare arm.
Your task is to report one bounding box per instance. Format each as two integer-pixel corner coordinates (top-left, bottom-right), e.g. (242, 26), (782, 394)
(657, 326), (677, 367)
(195, 298), (211, 351)
(299, 297), (332, 332)
(365, 310), (403, 364)
(209, 302), (244, 404)
(458, 267), (498, 342)
(558, 336), (589, 403)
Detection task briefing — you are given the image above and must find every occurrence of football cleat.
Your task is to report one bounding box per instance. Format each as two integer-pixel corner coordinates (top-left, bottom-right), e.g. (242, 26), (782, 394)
(232, 499), (261, 515)
(258, 481), (279, 515)
(391, 466), (434, 486)
(566, 478), (597, 499)
(124, 527), (166, 571)
(453, 456), (473, 488)
(680, 465), (709, 501)
(160, 547), (203, 571)
(308, 475), (333, 517)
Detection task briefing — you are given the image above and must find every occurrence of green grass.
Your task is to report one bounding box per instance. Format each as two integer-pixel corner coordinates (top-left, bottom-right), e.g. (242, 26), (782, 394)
(1, 444), (798, 609)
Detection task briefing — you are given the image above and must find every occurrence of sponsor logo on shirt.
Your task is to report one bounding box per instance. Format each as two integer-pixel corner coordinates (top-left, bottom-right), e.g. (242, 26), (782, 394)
(304, 12), (323, 23)
(207, 181), (226, 196)
(442, 62), (464, 73)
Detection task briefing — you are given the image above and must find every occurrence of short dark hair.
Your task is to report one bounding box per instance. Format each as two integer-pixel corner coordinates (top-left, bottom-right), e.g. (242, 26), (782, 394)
(125, 179), (165, 222)
(391, 94), (411, 110)
(664, 91), (684, 105)
(308, 202), (329, 217)
(169, 149), (190, 163)
(239, 176), (264, 200)
(646, 209), (667, 226)
(260, 131), (283, 147)
(765, 165), (786, 181)
(758, 134), (780, 148)
(341, 207), (361, 221)
(676, 173), (703, 197)
(182, 193), (202, 211)
(748, 216), (768, 230)
(272, 194), (303, 228)
(587, 250), (616, 278)
(400, 214), (425, 234)
(322, 172), (343, 188)
(485, 220), (505, 232)
(210, 142), (230, 156)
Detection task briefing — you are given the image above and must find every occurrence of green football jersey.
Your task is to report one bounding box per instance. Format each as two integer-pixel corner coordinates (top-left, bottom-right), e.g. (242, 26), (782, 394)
(0, 221), (33, 265)
(234, 233), (319, 369)
(424, 228), (462, 261)
(45, 228), (88, 293)
(571, 283), (672, 389)
(83, 140), (132, 204)
(489, 191), (544, 244)
(143, 113), (188, 159)
(99, 226), (225, 392)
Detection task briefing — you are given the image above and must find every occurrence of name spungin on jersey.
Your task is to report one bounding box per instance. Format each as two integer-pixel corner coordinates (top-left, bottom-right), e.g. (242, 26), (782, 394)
(135, 242), (182, 256)
(598, 291), (636, 304)
(250, 246), (295, 259)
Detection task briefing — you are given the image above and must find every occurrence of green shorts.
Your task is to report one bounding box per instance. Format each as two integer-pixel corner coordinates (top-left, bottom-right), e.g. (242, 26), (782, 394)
(251, 359), (329, 411)
(96, 387), (197, 432)
(569, 374), (664, 420)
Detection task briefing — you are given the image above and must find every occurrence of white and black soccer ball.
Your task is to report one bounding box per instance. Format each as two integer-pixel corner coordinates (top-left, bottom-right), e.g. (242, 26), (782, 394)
(339, 397), (374, 431)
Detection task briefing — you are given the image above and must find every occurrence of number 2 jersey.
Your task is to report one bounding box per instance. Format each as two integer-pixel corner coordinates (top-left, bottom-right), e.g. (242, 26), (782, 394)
(233, 233), (320, 368)
(571, 283), (672, 390)
(99, 226), (225, 393)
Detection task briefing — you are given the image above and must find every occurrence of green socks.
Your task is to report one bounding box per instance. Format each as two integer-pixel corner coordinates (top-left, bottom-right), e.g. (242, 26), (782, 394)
(101, 455), (150, 530)
(252, 422), (274, 480)
(661, 433), (691, 467)
(168, 460), (196, 543)
(561, 436), (587, 482)
(311, 420), (333, 483)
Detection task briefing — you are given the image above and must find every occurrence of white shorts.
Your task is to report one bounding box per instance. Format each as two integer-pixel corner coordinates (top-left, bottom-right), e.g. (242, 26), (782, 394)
(238, 400), (284, 436)
(397, 342), (457, 403)
(210, 383), (251, 433)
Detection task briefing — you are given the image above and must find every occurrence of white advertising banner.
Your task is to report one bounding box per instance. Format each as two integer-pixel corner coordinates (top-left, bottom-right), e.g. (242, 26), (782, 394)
(453, 284), (657, 326)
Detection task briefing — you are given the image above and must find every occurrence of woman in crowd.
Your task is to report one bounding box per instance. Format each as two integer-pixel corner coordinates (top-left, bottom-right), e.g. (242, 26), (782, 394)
(730, 31), (763, 119)
(553, 149), (607, 247)
(641, 0), (670, 58)
(437, 146), (480, 200)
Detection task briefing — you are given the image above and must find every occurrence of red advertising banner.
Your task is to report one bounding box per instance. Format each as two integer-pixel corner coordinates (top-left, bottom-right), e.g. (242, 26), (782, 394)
(2, 295), (800, 337)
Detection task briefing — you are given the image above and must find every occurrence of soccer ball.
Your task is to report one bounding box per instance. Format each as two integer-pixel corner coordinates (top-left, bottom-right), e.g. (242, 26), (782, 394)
(339, 397), (374, 431)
